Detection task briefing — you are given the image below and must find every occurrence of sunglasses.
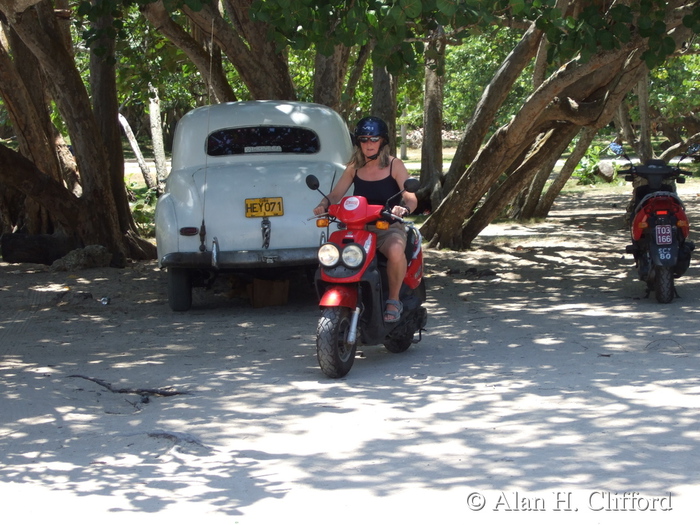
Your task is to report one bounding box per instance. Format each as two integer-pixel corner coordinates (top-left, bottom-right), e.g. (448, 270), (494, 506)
(357, 136), (381, 143)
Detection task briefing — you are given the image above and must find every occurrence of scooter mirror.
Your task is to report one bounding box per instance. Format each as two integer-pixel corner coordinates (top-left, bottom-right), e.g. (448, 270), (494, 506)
(687, 143), (699, 155)
(306, 175), (320, 190)
(403, 178), (420, 193)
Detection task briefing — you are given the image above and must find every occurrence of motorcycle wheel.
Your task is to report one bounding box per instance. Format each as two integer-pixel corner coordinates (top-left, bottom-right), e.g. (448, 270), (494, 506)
(167, 268), (192, 312)
(316, 307), (356, 378)
(654, 266), (674, 304)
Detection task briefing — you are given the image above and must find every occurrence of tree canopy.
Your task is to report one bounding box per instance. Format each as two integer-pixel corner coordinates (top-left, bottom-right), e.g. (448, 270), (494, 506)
(1, 0), (700, 261)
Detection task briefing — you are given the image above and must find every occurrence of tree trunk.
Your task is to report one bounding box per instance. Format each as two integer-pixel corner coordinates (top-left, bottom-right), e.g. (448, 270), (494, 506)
(313, 45), (351, 111)
(149, 84), (168, 186)
(3, 1), (156, 262)
(141, 1), (237, 104)
(90, 8), (155, 263)
(0, 143), (83, 232)
(534, 126), (598, 218)
(183, 0), (296, 100)
(119, 113), (157, 190)
(615, 101), (637, 151)
(371, 63), (398, 156)
(444, 24), (543, 192)
(0, 27), (66, 235)
(421, 36), (648, 250)
(636, 70), (653, 161)
(420, 27), (446, 213)
(340, 44), (372, 121)
(1, 233), (80, 265)
(460, 123), (580, 247)
(512, 152), (561, 221)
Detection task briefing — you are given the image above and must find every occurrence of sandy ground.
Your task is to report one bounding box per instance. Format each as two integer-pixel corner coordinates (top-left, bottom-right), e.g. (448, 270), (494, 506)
(2, 182), (700, 524)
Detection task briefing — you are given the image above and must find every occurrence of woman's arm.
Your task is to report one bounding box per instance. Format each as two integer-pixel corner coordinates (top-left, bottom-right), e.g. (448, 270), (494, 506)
(391, 158), (418, 215)
(312, 165), (355, 215)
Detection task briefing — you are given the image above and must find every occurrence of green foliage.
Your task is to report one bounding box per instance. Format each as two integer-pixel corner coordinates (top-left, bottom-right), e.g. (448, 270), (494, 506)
(128, 182), (157, 237)
(649, 53), (700, 126)
(574, 143), (611, 186)
(443, 28), (530, 131)
(250, 0), (499, 74)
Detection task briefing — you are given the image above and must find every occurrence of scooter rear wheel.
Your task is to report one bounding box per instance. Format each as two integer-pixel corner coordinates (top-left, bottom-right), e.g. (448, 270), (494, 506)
(654, 266), (674, 303)
(317, 307), (357, 378)
(384, 337), (412, 354)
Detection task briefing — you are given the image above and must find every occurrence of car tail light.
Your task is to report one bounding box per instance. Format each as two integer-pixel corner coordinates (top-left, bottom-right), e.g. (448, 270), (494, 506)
(179, 227), (199, 236)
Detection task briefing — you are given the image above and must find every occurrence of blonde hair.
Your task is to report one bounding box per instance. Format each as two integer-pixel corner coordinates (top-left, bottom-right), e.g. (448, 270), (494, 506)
(348, 140), (392, 169)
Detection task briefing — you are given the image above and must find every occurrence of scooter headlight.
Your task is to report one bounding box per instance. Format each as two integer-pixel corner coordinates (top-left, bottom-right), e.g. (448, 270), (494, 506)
(341, 244), (365, 268)
(318, 243), (340, 267)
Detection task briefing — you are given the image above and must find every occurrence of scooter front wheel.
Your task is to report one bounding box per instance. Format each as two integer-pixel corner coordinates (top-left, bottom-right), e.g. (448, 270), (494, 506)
(316, 307), (357, 378)
(654, 266), (674, 303)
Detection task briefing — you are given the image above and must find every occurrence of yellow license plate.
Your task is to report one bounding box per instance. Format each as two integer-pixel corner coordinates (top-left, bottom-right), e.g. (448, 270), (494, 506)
(245, 197), (284, 218)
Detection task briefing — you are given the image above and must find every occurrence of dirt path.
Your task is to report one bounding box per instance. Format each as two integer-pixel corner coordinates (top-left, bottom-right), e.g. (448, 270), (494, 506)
(2, 183), (700, 523)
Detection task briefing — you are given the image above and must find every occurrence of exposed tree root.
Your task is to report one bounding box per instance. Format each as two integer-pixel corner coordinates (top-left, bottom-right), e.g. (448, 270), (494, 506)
(68, 374), (190, 397)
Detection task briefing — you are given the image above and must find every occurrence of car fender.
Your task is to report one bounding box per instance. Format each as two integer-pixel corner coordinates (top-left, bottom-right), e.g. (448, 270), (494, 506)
(155, 194), (179, 264)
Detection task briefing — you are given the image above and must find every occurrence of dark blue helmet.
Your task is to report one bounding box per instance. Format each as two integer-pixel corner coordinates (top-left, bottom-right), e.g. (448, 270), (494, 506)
(354, 116), (390, 143)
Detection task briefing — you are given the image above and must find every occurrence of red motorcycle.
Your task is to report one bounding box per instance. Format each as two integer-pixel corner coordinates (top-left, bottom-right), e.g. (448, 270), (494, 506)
(612, 143), (697, 303)
(306, 175), (427, 378)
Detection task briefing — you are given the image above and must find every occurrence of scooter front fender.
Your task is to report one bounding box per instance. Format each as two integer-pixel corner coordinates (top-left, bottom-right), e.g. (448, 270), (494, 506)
(319, 285), (358, 309)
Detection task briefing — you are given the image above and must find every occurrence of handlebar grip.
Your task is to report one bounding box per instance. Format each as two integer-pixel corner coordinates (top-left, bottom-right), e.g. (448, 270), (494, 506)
(617, 168), (634, 174)
(679, 169), (693, 175)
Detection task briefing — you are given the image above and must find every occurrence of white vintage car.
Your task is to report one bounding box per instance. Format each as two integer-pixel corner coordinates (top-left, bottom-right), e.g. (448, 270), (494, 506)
(155, 101), (353, 311)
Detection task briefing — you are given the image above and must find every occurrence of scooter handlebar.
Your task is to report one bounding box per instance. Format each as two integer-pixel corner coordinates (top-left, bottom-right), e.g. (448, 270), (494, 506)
(382, 210), (408, 223)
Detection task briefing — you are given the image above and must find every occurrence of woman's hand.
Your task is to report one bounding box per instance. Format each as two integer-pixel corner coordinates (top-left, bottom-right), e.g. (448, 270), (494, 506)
(313, 197), (330, 216)
(391, 205), (410, 217)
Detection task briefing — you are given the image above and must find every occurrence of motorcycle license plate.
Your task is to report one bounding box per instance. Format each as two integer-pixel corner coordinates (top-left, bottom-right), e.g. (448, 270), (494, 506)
(245, 197), (284, 218)
(655, 224), (672, 245)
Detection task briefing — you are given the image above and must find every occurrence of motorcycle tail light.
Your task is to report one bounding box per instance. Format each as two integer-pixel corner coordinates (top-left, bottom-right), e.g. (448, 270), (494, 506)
(341, 244), (365, 268)
(318, 243), (340, 267)
(316, 218), (329, 227)
(656, 210), (668, 215)
(375, 220), (390, 230)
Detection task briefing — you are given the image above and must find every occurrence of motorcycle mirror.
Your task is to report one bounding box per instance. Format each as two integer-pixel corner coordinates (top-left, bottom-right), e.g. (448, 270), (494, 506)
(687, 143), (699, 155)
(306, 175), (320, 190)
(403, 178), (420, 193)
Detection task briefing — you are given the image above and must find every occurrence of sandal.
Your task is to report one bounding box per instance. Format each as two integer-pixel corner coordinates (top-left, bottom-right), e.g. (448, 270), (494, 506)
(384, 299), (403, 323)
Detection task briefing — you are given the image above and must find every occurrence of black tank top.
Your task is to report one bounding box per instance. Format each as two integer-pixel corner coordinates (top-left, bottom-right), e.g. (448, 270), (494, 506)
(352, 159), (401, 207)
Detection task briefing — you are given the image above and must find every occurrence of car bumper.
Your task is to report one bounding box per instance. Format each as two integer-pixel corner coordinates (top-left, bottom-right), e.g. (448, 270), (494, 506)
(160, 248), (319, 270)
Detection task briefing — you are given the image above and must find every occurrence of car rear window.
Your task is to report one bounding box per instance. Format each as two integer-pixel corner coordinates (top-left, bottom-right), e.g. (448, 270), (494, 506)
(207, 126), (320, 156)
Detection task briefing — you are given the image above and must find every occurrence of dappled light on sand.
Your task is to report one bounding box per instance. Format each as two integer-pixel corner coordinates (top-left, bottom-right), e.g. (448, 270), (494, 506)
(2, 184), (700, 523)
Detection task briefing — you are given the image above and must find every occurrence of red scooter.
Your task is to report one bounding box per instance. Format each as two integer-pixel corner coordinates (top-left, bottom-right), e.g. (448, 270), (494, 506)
(612, 143), (697, 303)
(306, 175), (427, 378)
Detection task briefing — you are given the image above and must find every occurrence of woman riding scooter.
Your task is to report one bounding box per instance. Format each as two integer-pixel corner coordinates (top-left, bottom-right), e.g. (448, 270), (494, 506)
(313, 116), (417, 323)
